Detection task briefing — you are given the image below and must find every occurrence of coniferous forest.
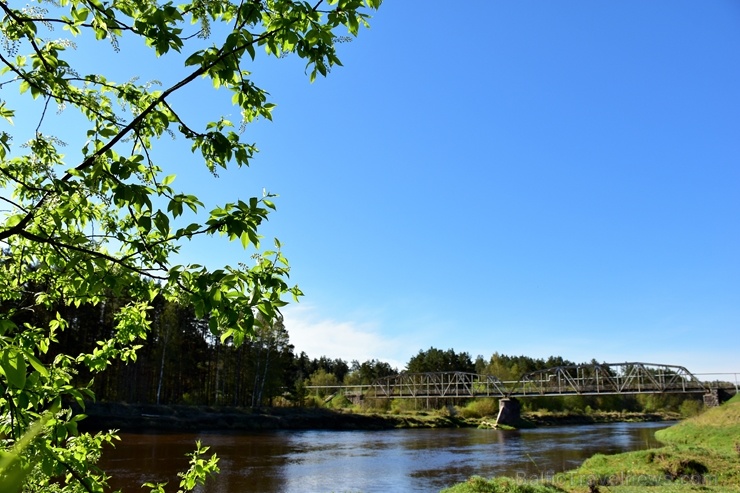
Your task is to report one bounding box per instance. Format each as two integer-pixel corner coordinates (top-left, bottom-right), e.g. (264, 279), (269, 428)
(10, 293), (700, 415)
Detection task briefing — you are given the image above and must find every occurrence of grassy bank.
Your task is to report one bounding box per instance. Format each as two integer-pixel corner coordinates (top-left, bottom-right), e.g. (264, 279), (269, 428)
(442, 394), (740, 493)
(80, 402), (483, 432)
(522, 409), (680, 427)
(80, 401), (678, 433)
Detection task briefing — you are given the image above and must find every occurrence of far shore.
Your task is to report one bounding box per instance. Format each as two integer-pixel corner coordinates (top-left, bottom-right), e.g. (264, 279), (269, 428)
(78, 402), (680, 433)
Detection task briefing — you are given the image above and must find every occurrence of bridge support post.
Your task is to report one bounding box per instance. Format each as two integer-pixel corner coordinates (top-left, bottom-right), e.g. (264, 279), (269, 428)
(704, 389), (719, 408)
(495, 397), (521, 428)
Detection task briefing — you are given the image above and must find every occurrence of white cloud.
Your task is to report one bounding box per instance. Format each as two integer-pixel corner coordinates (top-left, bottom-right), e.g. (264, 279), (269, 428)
(281, 306), (740, 380)
(281, 304), (410, 371)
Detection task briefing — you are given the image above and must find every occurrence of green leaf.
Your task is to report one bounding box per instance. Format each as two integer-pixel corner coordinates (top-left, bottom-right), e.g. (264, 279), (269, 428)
(4, 214), (25, 229)
(219, 328), (234, 343)
(184, 52), (203, 66)
(0, 102), (14, 125)
(0, 319), (17, 336)
(1, 350), (26, 390)
(24, 352), (49, 378)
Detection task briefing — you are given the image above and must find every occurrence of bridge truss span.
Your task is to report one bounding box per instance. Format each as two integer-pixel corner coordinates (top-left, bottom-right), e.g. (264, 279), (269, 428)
(362, 363), (713, 401)
(508, 362), (706, 397)
(371, 371), (509, 399)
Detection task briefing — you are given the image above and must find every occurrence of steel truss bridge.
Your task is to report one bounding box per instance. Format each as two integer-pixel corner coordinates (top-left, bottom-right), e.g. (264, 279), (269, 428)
(324, 363), (736, 401)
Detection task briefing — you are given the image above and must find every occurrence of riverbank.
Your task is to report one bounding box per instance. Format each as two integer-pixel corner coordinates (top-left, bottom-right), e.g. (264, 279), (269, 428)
(561, 393), (740, 492)
(80, 402), (477, 431)
(442, 394), (740, 493)
(79, 402), (678, 433)
(522, 409), (679, 427)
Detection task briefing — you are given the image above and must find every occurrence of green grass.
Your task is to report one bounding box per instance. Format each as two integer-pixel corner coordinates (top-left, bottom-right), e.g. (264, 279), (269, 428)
(440, 476), (566, 493)
(656, 393), (740, 455)
(442, 394), (740, 493)
(558, 394), (740, 492)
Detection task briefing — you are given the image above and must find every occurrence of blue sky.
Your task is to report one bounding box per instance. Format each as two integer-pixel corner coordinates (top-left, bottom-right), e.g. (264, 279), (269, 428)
(262, 0), (739, 375)
(5, 1), (739, 375)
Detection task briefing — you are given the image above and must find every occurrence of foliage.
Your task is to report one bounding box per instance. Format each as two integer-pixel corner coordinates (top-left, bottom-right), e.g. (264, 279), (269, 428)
(345, 358), (397, 385)
(406, 347), (475, 373)
(306, 367), (338, 397)
(143, 441), (219, 493)
(445, 396), (740, 493)
(636, 393), (685, 413)
(481, 353), (577, 381)
(0, 0), (381, 490)
(325, 393), (351, 409)
(556, 395), (740, 492)
(459, 398), (498, 419)
(301, 394), (324, 408)
(440, 476), (565, 493)
(389, 397), (418, 414)
(677, 398), (703, 418)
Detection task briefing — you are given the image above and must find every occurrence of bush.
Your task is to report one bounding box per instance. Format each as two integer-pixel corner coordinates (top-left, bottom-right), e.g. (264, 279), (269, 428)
(358, 398), (391, 413)
(271, 396), (293, 408)
(303, 395), (325, 408)
(390, 398), (418, 414)
(460, 399), (499, 419)
(326, 394), (352, 409)
(679, 399), (704, 418)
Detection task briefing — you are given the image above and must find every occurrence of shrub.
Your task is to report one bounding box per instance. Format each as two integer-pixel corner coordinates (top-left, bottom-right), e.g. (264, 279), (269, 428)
(679, 399), (704, 418)
(303, 395), (325, 408)
(326, 394), (352, 409)
(360, 398), (391, 413)
(390, 398), (418, 414)
(460, 399), (499, 419)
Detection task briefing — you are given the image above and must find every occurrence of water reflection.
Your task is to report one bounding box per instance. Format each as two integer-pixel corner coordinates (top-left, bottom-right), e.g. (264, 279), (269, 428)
(99, 421), (671, 492)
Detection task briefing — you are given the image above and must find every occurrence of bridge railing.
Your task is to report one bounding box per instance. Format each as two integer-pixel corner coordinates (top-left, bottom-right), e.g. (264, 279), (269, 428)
(694, 373), (739, 393)
(304, 384), (372, 401)
(369, 372), (509, 399)
(301, 364), (735, 402)
(508, 363), (707, 397)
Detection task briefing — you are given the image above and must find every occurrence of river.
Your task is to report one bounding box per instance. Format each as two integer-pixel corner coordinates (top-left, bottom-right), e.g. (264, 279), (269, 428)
(99, 421), (671, 492)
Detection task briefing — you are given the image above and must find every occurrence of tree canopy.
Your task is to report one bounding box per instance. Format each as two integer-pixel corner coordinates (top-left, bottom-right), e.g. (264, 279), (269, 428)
(0, 0), (381, 490)
(406, 347), (476, 374)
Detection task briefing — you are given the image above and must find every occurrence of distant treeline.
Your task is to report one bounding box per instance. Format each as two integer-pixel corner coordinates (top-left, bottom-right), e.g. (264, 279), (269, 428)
(10, 293), (701, 413)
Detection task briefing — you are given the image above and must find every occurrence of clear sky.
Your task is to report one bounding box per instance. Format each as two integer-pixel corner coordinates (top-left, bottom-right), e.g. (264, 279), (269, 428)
(239, 1), (740, 375)
(7, 1), (740, 375)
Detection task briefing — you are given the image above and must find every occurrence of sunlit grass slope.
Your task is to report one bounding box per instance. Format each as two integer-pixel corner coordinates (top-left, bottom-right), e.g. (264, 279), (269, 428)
(656, 393), (740, 456)
(440, 476), (566, 493)
(442, 394), (740, 493)
(560, 393), (740, 492)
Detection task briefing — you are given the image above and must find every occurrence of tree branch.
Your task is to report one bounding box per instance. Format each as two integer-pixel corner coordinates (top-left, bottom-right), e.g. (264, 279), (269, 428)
(0, 1), (324, 246)
(18, 228), (168, 281)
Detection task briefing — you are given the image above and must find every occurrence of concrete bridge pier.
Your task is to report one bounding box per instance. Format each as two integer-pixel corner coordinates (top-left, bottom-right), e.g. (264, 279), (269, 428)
(495, 397), (521, 427)
(704, 389), (720, 407)
(704, 388), (734, 407)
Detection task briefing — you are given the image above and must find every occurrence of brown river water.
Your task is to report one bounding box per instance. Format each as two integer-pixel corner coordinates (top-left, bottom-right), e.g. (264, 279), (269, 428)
(99, 421), (671, 492)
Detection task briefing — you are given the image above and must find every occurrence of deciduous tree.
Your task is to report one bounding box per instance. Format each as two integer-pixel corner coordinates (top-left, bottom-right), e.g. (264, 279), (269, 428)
(0, 0), (381, 490)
